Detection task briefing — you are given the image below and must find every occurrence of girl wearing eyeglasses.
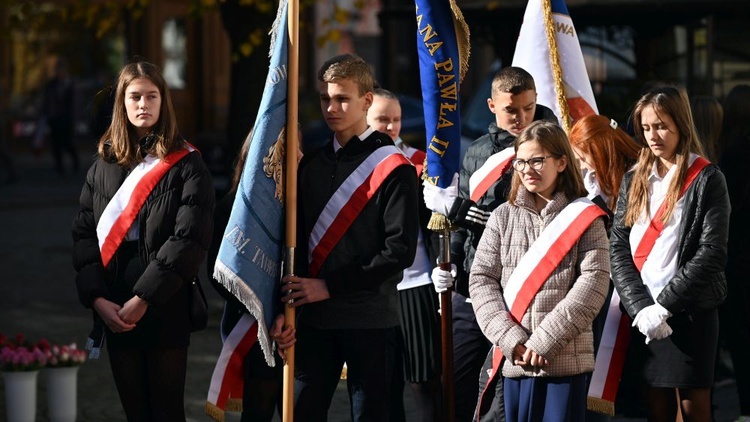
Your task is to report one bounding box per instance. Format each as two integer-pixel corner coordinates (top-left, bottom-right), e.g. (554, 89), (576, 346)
(610, 85), (730, 421)
(470, 120), (610, 421)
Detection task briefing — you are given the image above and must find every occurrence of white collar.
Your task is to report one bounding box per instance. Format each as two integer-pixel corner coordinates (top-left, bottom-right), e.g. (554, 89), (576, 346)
(333, 127), (374, 152)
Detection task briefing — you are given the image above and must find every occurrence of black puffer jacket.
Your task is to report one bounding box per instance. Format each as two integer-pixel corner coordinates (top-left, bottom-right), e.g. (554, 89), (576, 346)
(448, 105), (556, 296)
(72, 150), (214, 342)
(610, 164), (730, 318)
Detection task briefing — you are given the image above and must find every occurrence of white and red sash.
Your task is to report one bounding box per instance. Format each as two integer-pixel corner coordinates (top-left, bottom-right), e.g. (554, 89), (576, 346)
(469, 147), (515, 202)
(308, 146), (410, 277)
(205, 314), (258, 420)
(96, 144), (195, 267)
(586, 156), (709, 415)
(403, 146), (426, 176)
(476, 198), (605, 420)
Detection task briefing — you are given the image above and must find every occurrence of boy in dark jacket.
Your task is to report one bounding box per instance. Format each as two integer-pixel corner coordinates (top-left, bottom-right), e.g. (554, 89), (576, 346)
(423, 66), (556, 421)
(275, 54), (419, 421)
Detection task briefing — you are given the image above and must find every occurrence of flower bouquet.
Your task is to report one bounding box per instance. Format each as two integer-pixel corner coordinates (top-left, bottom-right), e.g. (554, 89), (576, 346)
(0, 334), (47, 372)
(37, 339), (87, 368)
(37, 339), (87, 422)
(0, 334), (47, 422)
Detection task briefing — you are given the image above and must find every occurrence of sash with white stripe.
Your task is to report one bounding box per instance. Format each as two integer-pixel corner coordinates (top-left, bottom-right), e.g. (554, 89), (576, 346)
(205, 314), (258, 420)
(308, 145), (411, 277)
(404, 146), (426, 176)
(476, 198), (606, 419)
(586, 156), (709, 415)
(96, 144), (194, 267)
(469, 147), (515, 203)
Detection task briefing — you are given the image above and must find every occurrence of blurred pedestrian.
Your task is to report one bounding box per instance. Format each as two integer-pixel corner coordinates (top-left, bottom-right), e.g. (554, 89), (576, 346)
(610, 85), (729, 421)
(71, 61), (215, 421)
(42, 57), (79, 176)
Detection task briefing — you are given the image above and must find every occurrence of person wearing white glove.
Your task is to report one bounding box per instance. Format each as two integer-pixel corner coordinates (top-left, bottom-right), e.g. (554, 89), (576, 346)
(632, 303), (673, 344)
(431, 263), (457, 293)
(609, 86), (730, 422)
(422, 173), (458, 216)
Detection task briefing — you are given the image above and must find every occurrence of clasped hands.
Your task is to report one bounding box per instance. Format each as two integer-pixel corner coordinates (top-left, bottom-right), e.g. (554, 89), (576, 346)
(93, 296), (147, 334)
(512, 344), (548, 372)
(632, 303), (673, 344)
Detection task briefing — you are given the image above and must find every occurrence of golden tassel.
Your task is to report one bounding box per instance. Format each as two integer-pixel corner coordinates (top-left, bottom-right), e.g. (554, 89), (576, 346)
(586, 396), (615, 416)
(205, 402), (226, 422)
(448, 0), (471, 84)
(541, 0), (572, 134)
(226, 398), (243, 412)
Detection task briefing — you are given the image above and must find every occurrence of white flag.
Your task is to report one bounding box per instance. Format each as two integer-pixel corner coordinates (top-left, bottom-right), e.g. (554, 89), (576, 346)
(512, 0), (598, 126)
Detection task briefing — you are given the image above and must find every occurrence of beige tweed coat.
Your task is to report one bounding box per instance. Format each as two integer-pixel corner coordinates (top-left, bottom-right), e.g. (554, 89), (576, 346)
(469, 189), (610, 378)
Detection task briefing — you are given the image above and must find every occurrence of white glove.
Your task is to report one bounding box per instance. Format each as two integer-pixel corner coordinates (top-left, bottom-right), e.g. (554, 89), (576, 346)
(423, 173), (459, 216)
(632, 303), (672, 343)
(431, 264), (457, 293)
(644, 321), (673, 344)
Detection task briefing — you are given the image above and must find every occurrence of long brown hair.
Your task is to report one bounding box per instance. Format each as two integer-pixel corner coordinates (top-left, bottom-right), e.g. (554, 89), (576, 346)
(97, 61), (183, 167)
(569, 115), (642, 210)
(508, 121), (587, 204)
(624, 85), (706, 226)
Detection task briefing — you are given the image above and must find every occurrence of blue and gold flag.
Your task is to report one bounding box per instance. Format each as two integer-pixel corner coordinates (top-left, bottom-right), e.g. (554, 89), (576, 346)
(415, 0), (469, 217)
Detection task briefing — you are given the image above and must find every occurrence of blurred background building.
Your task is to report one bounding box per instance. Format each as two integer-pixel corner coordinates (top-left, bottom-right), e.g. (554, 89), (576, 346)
(1, 0), (749, 185)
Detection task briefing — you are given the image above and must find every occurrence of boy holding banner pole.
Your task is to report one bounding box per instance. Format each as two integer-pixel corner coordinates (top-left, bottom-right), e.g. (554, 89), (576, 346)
(279, 53), (419, 421)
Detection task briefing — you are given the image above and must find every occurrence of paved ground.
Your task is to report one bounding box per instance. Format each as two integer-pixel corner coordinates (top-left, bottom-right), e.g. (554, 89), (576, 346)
(0, 143), (742, 421)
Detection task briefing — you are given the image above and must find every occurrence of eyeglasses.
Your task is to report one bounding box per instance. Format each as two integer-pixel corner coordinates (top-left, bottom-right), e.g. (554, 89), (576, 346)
(511, 155), (558, 172)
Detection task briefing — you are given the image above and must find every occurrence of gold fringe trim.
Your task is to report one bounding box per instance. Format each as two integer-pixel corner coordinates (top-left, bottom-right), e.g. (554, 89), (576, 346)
(205, 402), (225, 422)
(449, 0), (471, 84)
(541, 0), (572, 134)
(586, 396), (615, 416)
(427, 213), (452, 232)
(226, 398), (243, 412)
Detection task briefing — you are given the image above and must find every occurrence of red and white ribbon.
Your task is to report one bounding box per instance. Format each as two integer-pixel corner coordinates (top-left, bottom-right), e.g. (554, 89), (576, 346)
(308, 146), (410, 276)
(205, 314), (258, 419)
(469, 147), (515, 203)
(97, 145), (194, 267)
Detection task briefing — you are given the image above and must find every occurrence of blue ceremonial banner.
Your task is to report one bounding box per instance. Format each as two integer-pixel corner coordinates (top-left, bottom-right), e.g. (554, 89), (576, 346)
(213, 1), (288, 366)
(415, 0), (469, 189)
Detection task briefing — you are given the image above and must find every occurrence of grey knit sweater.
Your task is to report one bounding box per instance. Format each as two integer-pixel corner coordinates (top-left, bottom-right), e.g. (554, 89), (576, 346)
(469, 189), (610, 378)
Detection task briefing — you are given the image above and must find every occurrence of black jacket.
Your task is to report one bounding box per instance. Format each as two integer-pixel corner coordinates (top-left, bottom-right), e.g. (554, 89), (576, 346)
(610, 164), (729, 318)
(295, 131), (419, 329)
(448, 105), (556, 296)
(72, 150), (215, 343)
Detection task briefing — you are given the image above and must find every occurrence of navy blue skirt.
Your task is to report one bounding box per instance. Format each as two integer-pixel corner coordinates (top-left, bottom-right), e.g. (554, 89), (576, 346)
(504, 373), (589, 422)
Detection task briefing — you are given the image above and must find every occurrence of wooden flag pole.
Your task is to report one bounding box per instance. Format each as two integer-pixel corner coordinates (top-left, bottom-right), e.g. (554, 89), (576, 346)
(541, 0), (572, 134)
(282, 0), (300, 420)
(439, 229), (455, 422)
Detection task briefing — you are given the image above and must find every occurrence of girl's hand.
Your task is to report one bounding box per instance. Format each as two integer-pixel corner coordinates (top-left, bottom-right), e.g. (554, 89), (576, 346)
(93, 297), (136, 333)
